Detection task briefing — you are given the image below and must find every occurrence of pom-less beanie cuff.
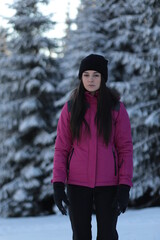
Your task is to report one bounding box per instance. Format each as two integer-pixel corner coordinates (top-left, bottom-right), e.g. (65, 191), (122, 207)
(78, 54), (108, 82)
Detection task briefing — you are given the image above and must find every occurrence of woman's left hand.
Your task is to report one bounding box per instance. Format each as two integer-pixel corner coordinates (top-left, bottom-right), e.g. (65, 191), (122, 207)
(112, 184), (130, 216)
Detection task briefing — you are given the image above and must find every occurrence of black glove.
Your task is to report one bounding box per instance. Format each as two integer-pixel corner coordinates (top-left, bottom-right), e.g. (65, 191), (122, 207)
(112, 184), (130, 216)
(53, 182), (70, 215)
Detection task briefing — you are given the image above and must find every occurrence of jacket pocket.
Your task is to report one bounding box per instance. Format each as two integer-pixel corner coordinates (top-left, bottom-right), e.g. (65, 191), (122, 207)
(112, 148), (117, 176)
(67, 148), (74, 180)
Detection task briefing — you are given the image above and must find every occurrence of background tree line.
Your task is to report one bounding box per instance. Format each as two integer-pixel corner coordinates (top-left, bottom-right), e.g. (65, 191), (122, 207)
(0, 0), (159, 217)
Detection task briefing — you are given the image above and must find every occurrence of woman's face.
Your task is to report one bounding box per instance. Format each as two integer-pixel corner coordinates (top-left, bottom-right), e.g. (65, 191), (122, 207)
(82, 70), (101, 95)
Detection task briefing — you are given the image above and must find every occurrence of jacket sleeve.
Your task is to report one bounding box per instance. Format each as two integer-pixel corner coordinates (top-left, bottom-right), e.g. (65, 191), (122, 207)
(51, 102), (73, 183)
(114, 102), (133, 187)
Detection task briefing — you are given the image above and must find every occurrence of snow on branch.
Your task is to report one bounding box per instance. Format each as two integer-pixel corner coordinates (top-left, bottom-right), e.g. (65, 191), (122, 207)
(19, 114), (46, 133)
(145, 108), (160, 127)
(133, 132), (160, 151)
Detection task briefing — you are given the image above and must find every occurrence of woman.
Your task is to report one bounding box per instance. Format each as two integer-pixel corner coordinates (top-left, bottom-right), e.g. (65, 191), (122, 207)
(51, 54), (133, 240)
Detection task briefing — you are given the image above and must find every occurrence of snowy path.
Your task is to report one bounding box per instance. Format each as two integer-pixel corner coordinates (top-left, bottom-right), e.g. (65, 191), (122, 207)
(0, 207), (160, 240)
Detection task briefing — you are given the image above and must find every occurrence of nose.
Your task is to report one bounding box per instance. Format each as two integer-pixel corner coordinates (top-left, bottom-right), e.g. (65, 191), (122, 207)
(88, 75), (94, 81)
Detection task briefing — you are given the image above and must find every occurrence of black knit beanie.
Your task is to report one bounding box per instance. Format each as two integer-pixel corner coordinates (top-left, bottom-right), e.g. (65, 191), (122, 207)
(78, 54), (108, 82)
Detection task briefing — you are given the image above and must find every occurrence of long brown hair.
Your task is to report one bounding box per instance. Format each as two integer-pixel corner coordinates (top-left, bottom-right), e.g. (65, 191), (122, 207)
(70, 77), (120, 145)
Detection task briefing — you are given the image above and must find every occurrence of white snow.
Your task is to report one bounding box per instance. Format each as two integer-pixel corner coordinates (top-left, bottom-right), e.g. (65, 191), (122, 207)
(26, 79), (41, 94)
(33, 131), (55, 145)
(40, 82), (55, 93)
(13, 189), (27, 202)
(19, 114), (46, 133)
(30, 66), (46, 79)
(0, 207), (160, 240)
(21, 165), (42, 179)
(145, 108), (160, 127)
(20, 98), (41, 114)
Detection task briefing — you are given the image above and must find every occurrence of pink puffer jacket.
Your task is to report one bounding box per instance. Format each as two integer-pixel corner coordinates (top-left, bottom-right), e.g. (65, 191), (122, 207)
(51, 92), (133, 187)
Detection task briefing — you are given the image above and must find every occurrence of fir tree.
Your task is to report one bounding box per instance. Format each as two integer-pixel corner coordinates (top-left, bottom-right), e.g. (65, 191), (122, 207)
(0, 27), (9, 55)
(0, 27), (10, 213)
(100, 0), (160, 207)
(57, 0), (105, 107)
(0, 0), (60, 217)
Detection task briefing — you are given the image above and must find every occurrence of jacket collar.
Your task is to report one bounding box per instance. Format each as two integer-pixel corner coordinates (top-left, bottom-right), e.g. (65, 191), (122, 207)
(85, 90), (99, 104)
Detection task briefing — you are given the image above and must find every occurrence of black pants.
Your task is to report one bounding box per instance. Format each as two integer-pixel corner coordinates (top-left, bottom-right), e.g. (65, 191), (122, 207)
(67, 184), (118, 240)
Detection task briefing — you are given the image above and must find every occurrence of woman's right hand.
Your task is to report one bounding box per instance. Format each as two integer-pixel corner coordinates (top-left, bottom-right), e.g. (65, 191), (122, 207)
(53, 182), (70, 215)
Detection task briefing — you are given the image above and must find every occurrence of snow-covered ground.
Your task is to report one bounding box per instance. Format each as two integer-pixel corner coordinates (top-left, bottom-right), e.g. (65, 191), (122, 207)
(0, 207), (160, 240)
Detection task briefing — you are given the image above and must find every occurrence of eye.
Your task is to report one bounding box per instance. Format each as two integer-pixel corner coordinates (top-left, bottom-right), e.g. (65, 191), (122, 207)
(83, 74), (89, 77)
(94, 74), (100, 77)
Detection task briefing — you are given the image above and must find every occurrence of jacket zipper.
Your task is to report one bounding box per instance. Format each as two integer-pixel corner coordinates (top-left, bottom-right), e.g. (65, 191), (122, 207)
(67, 148), (74, 180)
(112, 148), (117, 176)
